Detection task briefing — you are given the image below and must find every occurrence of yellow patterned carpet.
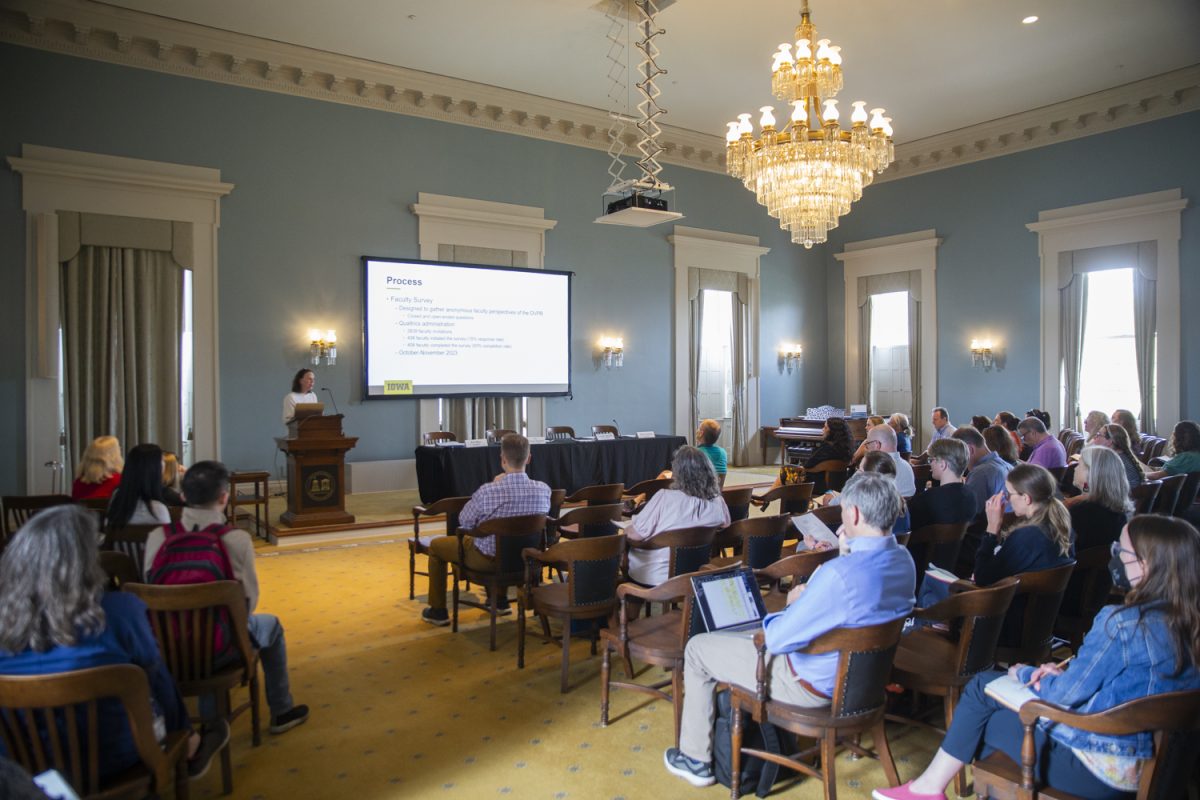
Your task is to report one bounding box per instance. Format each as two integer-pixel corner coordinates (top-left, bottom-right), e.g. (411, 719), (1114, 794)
(187, 533), (945, 799)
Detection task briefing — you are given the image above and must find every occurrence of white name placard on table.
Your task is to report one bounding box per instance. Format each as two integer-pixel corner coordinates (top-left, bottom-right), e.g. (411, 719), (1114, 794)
(636, 431), (656, 439)
(526, 436), (547, 445)
(464, 438), (488, 448)
(595, 432), (616, 441)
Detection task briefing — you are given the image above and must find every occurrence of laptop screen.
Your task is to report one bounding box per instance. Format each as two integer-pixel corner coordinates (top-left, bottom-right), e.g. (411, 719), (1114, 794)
(690, 568), (768, 633)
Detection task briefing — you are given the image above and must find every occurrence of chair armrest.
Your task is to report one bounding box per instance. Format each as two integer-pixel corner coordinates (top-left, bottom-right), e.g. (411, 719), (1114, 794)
(948, 578), (977, 594)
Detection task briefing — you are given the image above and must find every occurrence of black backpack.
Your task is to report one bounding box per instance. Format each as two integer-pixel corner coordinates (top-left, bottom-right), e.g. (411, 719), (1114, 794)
(712, 688), (796, 798)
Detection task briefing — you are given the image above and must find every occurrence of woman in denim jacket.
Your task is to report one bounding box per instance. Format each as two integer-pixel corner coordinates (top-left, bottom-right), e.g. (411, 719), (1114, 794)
(874, 514), (1200, 800)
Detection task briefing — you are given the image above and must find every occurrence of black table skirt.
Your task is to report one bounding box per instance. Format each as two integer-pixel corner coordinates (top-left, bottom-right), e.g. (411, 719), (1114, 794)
(415, 435), (688, 504)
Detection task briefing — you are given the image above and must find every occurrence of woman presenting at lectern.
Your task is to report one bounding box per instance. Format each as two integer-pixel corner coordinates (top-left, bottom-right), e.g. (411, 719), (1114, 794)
(282, 368), (318, 425)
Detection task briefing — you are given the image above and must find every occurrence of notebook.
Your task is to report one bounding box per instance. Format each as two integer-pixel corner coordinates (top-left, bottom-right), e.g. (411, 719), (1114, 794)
(690, 567), (769, 633)
(983, 673), (1038, 712)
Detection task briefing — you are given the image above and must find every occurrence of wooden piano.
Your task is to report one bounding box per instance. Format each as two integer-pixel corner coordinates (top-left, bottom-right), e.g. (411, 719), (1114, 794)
(773, 414), (869, 466)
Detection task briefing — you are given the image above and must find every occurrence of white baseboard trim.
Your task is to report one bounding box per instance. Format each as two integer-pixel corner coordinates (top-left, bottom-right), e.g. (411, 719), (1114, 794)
(346, 459), (417, 493)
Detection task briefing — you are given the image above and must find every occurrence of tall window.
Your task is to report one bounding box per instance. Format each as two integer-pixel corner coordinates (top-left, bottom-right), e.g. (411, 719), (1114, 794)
(869, 291), (911, 417)
(697, 289), (734, 458)
(1077, 268), (1143, 420)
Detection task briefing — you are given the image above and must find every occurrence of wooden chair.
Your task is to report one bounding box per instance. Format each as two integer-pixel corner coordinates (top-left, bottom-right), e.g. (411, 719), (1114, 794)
(99, 550), (142, 589)
(711, 515), (793, 570)
(123, 580), (261, 795)
(451, 514), (549, 651)
(563, 482), (624, 506)
(1171, 472), (1200, 517)
(599, 563), (740, 747)
(591, 424), (619, 437)
(973, 689), (1200, 800)
(807, 460), (850, 493)
(622, 477), (673, 515)
(1131, 480), (1161, 515)
(750, 481), (815, 514)
(625, 525), (718, 586)
(911, 462), (933, 496)
(0, 664), (190, 800)
(1056, 428), (1077, 446)
(408, 495), (471, 600)
(721, 485), (754, 523)
(1052, 545), (1114, 654)
(518, 533), (625, 692)
(101, 524), (159, 581)
(422, 431), (458, 445)
(888, 577), (1020, 796)
(1147, 437), (1169, 462)
(1152, 474), (1185, 515)
(904, 521), (969, 596)
(755, 549), (839, 611)
(551, 503), (624, 541)
(77, 496), (110, 527)
(1045, 466), (1067, 484)
(992, 562), (1076, 666)
(1136, 435), (1160, 464)
(728, 618), (908, 800)
(807, 504), (844, 530)
(1064, 433), (1086, 459)
(226, 470), (270, 540)
(2, 494), (73, 545)
(486, 428), (516, 444)
(544, 426), (576, 441)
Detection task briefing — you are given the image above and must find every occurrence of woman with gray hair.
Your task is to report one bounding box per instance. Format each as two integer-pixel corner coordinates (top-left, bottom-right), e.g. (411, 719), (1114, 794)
(626, 445), (730, 585)
(1068, 446), (1132, 552)
(0, 505), (226, 781)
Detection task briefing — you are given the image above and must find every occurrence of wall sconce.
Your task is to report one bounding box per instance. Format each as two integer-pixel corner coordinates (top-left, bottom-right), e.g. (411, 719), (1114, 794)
(970, 337), (994, 370)
(780, 342), (803, 373)
(598, 336), (624, 369)
(310, 329), (338, 366)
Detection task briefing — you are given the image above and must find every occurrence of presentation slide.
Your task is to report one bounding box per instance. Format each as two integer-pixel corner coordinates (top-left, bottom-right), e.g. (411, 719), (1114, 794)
(362, 257), (571, 398)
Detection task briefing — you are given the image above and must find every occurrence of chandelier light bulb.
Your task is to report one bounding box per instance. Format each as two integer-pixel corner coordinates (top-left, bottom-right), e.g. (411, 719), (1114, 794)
(791, 100), (806, 123)
(828, 45), (842, 66)
(882, 116), (894, 137)
(869, 108), (886, 129)
(726, 122), (741, 142)
(759, 105), (777, 128)
(815, 38), (832, 60)
(738, 113), (753, 134)
(821, 99), (839, 124)
(773, 43), (794, 67)
(851, 100), (868, 125)
(795, 38), (812, 60)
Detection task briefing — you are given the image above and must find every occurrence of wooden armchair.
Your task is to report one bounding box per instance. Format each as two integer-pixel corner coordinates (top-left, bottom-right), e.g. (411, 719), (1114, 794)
(545, 426), (576, 441)
(486, 428), (516, 444)
(750, 481), (815, 514)
(451, 514), (548, 651)
(806, 460), (851, 494)
(1173, 471), (1200, 517)
(123, 580), (261, 795)
(517, 533), (624, 692)
(551, 503), (624, 541)
(622, 477), (673, 511)
(728, 618), (908, 800)
(889, 577), (1020, 796)
(807, 504), (844, 530)
(0, 664), (190, 800)
(973, 690), (1200, 800)
(599, 563), (741, 747)
(1, 494), (73, 545)
(101, 523), (159, 582)
(993, 562), (1076, 666)
(408, 495), (471, 600)
(564, 482), (624, 506)
(1152, 474), (1185, 515)
(711, 515), (792, 570)
(910, 463), (933, 496)
(904, 521), (969, 595)
(422, 431), (458, 445)
(591, 424), (619, 437)
(755, 549), (838, 612)
(721, 486), (754, 523)
(625, 525), (718, 586)
(1052, 545), (1115, 653)
(1131, 480), (1161, 515)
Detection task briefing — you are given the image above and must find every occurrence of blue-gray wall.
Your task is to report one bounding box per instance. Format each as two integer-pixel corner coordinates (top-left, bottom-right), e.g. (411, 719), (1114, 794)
(0, 43), (828, 494)
(824, 110), (1200, 434)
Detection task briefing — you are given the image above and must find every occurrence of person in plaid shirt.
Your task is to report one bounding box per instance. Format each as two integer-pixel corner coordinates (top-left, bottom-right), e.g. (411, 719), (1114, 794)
(421, 433), (551, 626)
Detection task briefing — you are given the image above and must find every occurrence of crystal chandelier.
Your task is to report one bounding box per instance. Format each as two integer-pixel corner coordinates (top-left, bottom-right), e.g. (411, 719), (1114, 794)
(724, 0), (894, 248)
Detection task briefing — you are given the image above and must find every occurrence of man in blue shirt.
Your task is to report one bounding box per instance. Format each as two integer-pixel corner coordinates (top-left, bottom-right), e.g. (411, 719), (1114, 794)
(664, 473), (916, 787)
(952, 427), (1013, 515)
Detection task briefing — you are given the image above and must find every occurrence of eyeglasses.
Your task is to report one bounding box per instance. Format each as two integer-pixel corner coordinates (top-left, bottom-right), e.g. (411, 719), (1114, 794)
(1110, 541), (1138, 561)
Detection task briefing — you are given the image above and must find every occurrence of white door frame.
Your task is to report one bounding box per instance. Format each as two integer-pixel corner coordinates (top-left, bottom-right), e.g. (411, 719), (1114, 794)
(1027, 189), (1186, 435)
(7, 145), (233, 493)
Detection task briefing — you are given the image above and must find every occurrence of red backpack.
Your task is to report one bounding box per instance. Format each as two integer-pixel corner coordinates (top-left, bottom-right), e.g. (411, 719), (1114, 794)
(148, 522), (239, 659)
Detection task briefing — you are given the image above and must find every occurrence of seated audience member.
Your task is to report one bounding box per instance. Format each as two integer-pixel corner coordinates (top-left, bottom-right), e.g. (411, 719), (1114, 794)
(106, 443), (172, 530)
(71, 435), (124, 500)
(873, 514), (1200, 800)
(864, 423), (916, 497)
(1093, 424), (1144, 488)
(665, 473), (915, 787)
(982, 424), (1019, 467)
(850, 416), (887, 466)
(993, 411), (1024, 457)
(1026, 408), (1052, 429)
(909, 438), (978, 531)
(819, 452), (910, 536)
(1067, 447), (1133, 546)
(1082, 409), (1110, 445)
(0, 506), (226, 781)
(1146, 420), (1200, 480)
(161, 451), (185, 506)
(769, 417), (855, 494)
(694, 418), (727, 479)
(926, 406), (957, 452)
(1111, 408), (1142, 456)
(976, 464), (1074, 585)
(421, 433), (551, 624)
(627, 445), (729, 586)
(1019, 416), (1068, 470)
(953, 427), (1013, 513)
(888, 413), (913, 458)
(970, 415), (991, 433)
(144, 461), (309, 734)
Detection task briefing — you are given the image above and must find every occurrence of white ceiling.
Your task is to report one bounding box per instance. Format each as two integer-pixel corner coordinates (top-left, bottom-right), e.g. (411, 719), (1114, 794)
(100, 0), (1200, 143)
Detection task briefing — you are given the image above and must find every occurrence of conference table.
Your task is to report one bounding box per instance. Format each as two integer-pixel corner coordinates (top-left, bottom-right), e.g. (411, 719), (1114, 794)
(415, 435), (687, 504)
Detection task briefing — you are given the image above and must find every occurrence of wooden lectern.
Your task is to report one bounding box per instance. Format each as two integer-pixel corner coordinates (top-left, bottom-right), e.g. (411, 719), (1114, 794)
(275, 414), (357, 528)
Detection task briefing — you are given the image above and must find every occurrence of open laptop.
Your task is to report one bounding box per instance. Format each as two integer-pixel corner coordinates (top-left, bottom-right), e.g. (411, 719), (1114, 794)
(293, 402), (324, 420)
(690, 567), (769, 633)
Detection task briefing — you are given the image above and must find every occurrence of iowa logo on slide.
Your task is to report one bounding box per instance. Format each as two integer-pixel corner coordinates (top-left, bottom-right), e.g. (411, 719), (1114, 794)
(304, 470), (336, 502)
(384, 380), (413, 395)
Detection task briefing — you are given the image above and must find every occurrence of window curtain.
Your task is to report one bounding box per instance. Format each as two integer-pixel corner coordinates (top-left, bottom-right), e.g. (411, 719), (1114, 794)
(688, 268), (753, 466)
(857, 291), (872, 413)
(1132, 243), (1157, 433)
(907, 290), (921, 449)
(438, 245), (526, 438)
(1057, 253), (1089, 433)
(856, 270), (922, 446)
(61, 246), (183, 473)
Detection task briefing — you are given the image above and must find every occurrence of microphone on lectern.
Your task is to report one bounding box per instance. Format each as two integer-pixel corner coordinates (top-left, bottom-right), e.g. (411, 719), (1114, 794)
(322, 387), (341, 416)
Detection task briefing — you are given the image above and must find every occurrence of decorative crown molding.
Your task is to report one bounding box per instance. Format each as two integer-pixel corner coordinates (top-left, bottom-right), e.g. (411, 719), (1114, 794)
(1, 0), (1197, 186)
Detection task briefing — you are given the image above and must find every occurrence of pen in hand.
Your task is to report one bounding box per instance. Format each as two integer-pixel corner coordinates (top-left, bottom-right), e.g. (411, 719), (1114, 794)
(1023, 655), (1074, 688)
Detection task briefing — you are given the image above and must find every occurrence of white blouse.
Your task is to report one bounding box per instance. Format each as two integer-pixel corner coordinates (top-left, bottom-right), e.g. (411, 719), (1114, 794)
(626, 488), (730, 586)
(282, 391), (319, 425)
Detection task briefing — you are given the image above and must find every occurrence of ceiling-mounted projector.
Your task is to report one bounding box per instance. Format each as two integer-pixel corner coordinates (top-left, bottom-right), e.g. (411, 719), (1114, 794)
(595, 186), (684, 228)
